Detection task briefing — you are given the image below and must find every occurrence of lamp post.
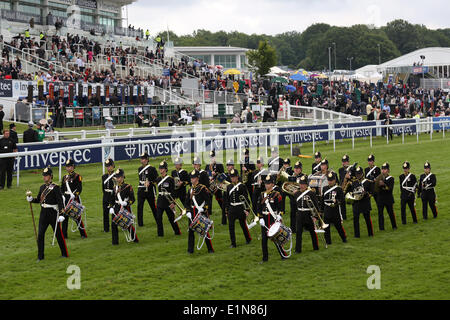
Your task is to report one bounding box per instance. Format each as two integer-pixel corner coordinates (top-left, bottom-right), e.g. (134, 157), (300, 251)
(377, 44), (381, 65)
(347, 57), (354, 71)
(420, 55), (426, 88)
(332, 42), (336, 70)
(328, 47), (332, 100)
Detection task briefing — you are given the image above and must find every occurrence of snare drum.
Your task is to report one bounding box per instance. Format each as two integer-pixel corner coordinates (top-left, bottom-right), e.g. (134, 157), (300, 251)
(112, 209), (135, 231)
(64, 201), (85, 221)
(267, 222), (292, 247)
(189, 214), (213, 237)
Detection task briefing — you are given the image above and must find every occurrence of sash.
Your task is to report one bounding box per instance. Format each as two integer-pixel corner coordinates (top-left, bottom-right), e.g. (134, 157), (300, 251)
(423, 173), (433, 183)
(229, 182), (241, 195)
(138, 165), (151, 176)
(401, 173), (412, 188)
(313, 162), (321, 172)
(366, 166), (378, 178)
(268, 157), (279, 167)
(157, 175), (170, 188)
(103, 173), (115, 185)
(296, 189), (310, 202)
(323, 185), (338, 197)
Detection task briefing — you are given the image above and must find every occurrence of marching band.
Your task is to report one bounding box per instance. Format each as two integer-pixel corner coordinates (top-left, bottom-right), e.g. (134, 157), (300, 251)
(25, 152), (439, 263)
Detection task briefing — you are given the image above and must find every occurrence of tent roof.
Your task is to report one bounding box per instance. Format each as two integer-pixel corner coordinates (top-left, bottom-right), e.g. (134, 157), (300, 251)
(378, 47), (450, 69)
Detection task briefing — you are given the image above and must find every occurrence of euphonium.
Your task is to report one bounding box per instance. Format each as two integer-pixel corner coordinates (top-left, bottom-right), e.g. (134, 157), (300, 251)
(277, 170), (290, 183)
(239, 195), (259, 229)
(282, 182), (302, 196)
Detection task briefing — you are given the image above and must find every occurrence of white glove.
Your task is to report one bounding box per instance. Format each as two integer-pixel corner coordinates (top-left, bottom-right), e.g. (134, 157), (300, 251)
(259, 218), (265, 228)
(120, 201), (127, 207)
(186, 212), (192, 220)
(109, 208), (115, 215)
(58, 216), (65, 223)
(197, 207), (204, 213)
(26, 196), (33, 202)
(69, 193), (75, 201)
(276, 215), (282, 222)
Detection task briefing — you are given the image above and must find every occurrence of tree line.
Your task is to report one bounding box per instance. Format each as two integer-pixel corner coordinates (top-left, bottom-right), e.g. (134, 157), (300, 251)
(161, 20), (450, 71)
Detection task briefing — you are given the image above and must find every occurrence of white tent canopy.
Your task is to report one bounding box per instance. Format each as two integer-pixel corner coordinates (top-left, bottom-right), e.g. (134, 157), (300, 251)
(269, 66), (290, 75)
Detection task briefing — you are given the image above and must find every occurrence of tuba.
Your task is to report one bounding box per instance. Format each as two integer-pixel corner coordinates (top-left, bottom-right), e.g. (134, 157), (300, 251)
(174, 176), (182, 190)
(374, 173), (386, 193)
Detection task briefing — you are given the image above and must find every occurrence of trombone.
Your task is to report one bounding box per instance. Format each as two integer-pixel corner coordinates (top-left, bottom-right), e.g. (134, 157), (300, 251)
(239, 195), (259, 229)
(161, 188), (187, 222)
(304, 195), (329, 249)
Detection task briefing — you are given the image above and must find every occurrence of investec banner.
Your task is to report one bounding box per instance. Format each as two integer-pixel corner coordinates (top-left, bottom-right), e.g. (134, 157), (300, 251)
(278, 125), (329, 144)
(17, 140), (102, 170)
(433, 117), (450, 131)
(334, 122), (377, 139)
(204, 128), (269, 152)
(391, 119), (417, 134)
(113, 133), (196, 161)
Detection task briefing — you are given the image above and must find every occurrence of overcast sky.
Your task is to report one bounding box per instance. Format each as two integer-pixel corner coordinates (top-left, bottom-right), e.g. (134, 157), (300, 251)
(125, 0), (449, 36)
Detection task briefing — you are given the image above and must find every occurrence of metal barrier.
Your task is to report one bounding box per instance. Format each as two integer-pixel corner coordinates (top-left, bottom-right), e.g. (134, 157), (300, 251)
(2, 120), (449, 187)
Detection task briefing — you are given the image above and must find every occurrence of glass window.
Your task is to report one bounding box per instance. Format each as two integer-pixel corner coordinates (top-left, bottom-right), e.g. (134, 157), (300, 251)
(240, 55), (246, 69)
(18, 4), (41, 15)
(48, 1), (68, 10)
(80, 14), (94, 23)
(191, 55), (211, 64)
(21, 0), (41, 5)
(214, 55), (236, 69)
(0, 1), (11, 10)
(99, 17), (115, 27)
(50, 9), (67, 18)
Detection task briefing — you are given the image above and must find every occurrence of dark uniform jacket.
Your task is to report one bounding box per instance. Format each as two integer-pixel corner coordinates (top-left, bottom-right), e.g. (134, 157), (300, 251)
(110, 182), (135, 212)
(376, 174), (395, 205)
(345, 178), (373, 212)
(102, 172), (116, 201)
(155, 174), (174, 208)
(257, 188), (283, 226)
(294, 188), (319, 221)
(418, 173), (437, 198)
(224, 182), (249, 214)
(32, 182), (64, 212)
(0, 137), (17, 158)
(138, 164), (158, 193)
(322, 185), (345, 213)
(61, 172), (82, 201)
(171, 168), (190, 198)
(399, 173), (417, 201)
(185, 184), (210, 216)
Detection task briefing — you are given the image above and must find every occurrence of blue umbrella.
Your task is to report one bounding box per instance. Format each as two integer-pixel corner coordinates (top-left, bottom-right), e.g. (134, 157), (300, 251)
(290, 73), (308, 81)
(284, 85), (296, 92)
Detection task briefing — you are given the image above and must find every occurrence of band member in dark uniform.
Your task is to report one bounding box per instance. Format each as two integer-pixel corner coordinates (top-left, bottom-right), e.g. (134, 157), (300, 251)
(344, 166), (374, 238)
(293, 175), (320, 253)
(399, 161), (418, 224)
(0, 129), (17, 190)
(418, 162), (438, 220)
(338, 154), (350, 220)
(268, 147), (282, 175)
(108, 169), (139, 244)
(185, 170), (214, 254)
(101, 159), (116, 232)
(61, 159), (87, 239)
(322, 172), (347, 245)
(224, 169), (252, 248)
(287, 161), (305, 233)
(225, 159), (238, 181)
(256, 175), (286, 262)
(205, 151), (225, 224)
(193, 156), (210, 188)
(27, 167), (69, 262)
(137, 152), (158, 227)
(155, 161), (181, 237)
(251, 157), (268, 213)
(375, 162), (397, 231)
(172, 157), (190, 204)
(365, 154), (381, 207)
(240, 148), (255, 196)
(311, 151), (322, 174)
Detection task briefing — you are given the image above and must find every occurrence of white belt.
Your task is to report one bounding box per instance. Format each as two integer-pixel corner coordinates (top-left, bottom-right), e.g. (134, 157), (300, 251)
(159, 192), (170, 196)
(139, 181), (147, 184)
(230, 202), (244, 206)
(324, 202), (337, 207)
(41, 204), (58, 210)
(297, 208), (310, 212)
(104, 189), (113, 193)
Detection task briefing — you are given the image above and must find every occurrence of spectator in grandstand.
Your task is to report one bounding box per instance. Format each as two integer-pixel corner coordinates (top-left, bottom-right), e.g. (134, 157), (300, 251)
(105, 117), (115, 130)
(230, 113), (241, 124)
(37, 123), (45, 142)
(149, 114), (160, 127)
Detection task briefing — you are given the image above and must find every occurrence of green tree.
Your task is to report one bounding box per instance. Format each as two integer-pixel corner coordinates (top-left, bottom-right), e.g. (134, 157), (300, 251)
(246, 40), (277, 77)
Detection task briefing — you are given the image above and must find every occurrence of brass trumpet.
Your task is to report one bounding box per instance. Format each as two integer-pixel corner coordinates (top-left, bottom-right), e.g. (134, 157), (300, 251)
(239, 195), (259, 229)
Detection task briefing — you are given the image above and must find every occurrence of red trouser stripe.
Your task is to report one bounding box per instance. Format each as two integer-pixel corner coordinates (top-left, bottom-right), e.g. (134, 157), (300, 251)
(59, 222), (69, 257)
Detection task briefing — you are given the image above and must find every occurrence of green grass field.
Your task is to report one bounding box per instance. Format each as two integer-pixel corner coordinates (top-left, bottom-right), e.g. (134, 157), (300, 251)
(0, 133), (449, 300)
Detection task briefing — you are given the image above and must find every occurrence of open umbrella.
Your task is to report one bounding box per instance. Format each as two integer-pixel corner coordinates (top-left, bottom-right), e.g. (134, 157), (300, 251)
(271, 76), (288, 84)
(224, 68), (241, 75)
(292, 69), (309, 76)
(290, 73), (308, 81)
(284, 85), (297, 92)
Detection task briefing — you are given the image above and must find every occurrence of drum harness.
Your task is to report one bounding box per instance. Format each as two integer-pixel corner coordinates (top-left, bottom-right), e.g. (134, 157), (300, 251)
(103, 172), (116, 194)
(64, 178), (87, 232)
(114, 185), (136, 242)
(190, 187), (214, 250)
